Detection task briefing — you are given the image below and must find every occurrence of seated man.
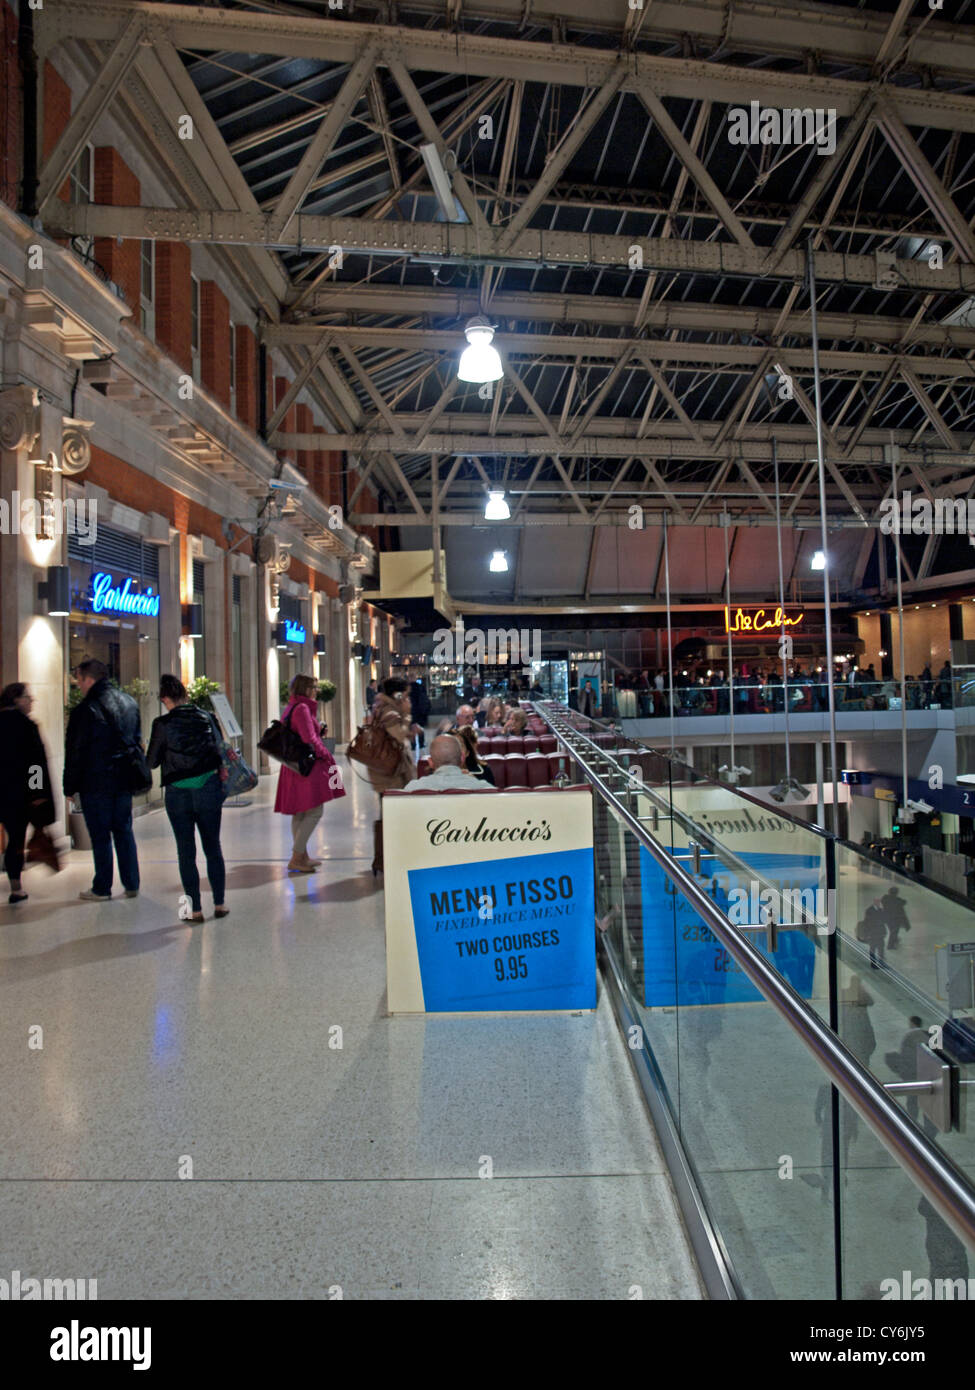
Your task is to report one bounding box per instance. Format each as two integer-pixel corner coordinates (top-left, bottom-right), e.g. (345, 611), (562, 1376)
(402, 734), (496, 792)
(435, 702), (476, 737)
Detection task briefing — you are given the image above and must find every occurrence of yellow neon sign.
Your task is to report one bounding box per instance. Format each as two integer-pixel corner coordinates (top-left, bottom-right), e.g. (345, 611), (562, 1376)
(724, 605), (805, 635)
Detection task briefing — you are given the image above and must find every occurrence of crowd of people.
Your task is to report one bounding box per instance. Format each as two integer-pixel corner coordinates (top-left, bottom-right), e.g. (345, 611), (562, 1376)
(0, 661), (347, 916)
(610, 661), (956, 717)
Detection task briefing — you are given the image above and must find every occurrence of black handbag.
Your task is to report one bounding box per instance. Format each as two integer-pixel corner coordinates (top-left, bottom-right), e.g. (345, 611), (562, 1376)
(92, 699), (153, 795)
(258, 707), (316, 776)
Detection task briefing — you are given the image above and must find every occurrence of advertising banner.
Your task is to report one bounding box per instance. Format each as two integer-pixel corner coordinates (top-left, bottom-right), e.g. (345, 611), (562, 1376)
(383, 786), (595, 1013)
(639, 848), (819, 1006)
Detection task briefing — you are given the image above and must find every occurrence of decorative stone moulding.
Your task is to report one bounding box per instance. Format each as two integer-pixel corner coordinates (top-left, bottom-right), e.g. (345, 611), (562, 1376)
(0, 385), (41, 452)
(61, 419), (93, 475)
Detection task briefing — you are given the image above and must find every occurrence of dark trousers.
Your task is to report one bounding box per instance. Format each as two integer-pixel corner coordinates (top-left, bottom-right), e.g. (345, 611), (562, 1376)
(1, 808), (28, 885)
(82, 791), (139, 896)
(164, 776), (225, 912)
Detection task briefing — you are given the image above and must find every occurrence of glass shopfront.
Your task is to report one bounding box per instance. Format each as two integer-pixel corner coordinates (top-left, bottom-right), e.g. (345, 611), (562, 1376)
(67, 526), (162, 701)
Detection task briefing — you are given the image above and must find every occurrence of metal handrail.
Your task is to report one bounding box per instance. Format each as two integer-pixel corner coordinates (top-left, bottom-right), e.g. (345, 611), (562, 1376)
(535, 704), (975, 1253)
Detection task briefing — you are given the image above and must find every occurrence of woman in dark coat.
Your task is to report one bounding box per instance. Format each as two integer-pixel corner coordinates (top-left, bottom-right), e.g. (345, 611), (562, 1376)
(0, 683), (56, 903)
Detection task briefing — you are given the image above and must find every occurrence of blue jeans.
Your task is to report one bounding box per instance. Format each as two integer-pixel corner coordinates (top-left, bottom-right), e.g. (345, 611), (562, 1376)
(164, 775), (225, 912)
(81, 791), (140, 896)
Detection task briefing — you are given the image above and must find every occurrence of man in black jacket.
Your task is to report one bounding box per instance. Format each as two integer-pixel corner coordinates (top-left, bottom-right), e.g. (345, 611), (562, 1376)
(63, 659), (142, 901)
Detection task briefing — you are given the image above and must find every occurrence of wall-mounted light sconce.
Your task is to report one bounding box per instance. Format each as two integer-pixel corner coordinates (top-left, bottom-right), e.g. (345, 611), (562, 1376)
(274, 621), (289, 649)
(38, 565), (70, 616)
(181, 603), (203, 638)
(315, 633), (326, 655)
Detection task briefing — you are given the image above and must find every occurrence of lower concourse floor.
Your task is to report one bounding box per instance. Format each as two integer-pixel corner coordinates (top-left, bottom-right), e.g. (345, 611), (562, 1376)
(0, 767), (703, 1300)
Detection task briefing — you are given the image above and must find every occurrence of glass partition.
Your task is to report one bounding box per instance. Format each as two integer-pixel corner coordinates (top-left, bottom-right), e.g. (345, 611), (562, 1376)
(537, 702), (975, 1300)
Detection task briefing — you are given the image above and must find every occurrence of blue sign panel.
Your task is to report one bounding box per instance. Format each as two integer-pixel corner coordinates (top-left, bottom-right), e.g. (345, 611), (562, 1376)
(640, 847), (818, 1006)
(284, 619), (306, 643)
(407, 847), (595, 1011)
(90, 572), (160, 617)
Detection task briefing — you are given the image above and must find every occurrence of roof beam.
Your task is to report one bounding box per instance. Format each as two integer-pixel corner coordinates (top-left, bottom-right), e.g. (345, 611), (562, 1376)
(37, 13), (144, 214)
(260, 324), (975, 380)
(284, 284), (975, 350)
(497, 66), (626, 252)
(899, 362), (961, 451)
(273, 422), (975, 464)
(48, 204), (975, 294)
(385, 57), (491, 236)
(633, 81), (754, 250)
(874, 101), (975, 264)
(267, 42), (379, 242)
(38, 2), (975, 133)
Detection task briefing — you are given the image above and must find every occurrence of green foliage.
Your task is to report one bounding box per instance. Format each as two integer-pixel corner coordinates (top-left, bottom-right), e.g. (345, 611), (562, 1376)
(123, 677), (151, 703)
(317, 678), (337, 704)
(280, 680), (291, 708)
(187, 675), (221, 711)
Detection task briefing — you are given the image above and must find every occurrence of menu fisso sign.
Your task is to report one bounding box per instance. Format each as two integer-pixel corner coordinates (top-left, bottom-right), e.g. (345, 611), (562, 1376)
(383, 787), (595, 1013)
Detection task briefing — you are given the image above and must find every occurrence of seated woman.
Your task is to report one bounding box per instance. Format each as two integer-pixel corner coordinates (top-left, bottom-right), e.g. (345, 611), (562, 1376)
(486, 698), (505, 728)
(503, 708), (527, 735)
(455, 725), (496, 785)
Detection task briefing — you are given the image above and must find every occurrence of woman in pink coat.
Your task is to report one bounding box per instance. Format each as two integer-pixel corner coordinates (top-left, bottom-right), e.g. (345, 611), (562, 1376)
(274, 674), (346, 873)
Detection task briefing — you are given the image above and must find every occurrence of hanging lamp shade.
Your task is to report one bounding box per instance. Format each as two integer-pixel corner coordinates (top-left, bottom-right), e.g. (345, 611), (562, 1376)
(484, 489), (510, 520)
(489, 550), (508, 572)
(458, 316), (503, 383)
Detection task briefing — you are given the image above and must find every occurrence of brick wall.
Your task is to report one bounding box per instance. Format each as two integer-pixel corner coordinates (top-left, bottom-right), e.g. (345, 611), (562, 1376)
(235, 324), (258, 431)
(155, 241), (192, 374)
(200, 280), (231, 407)
(0, 3), (22, 208)
(93, 147), (141, 309)
(295, 403), (314, 487)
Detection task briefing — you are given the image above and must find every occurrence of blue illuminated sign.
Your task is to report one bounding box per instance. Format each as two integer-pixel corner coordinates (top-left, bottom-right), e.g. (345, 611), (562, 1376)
(284, 619), (306, 643)
(90, 572), (160, 618)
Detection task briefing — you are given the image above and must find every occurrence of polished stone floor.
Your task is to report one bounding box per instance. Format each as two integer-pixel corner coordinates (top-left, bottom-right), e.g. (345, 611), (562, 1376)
(0, 768), (703, 1300)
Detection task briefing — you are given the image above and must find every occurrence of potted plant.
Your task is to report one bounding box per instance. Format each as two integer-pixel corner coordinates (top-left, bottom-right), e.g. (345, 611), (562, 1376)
(317, 678), (337, 751)
(187, 675), (221, 711)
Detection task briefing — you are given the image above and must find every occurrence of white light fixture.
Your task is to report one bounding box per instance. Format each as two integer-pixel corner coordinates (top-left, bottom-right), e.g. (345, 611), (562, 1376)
(458, 316), (503, 383)
(811, 549), (826, 570)
(419, 142), (463, 223)
(489, 549), (508, 572)
(484, 489), (510, 520)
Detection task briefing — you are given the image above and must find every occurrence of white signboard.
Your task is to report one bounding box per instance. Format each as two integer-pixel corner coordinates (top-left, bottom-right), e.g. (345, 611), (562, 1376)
(210, 692), (243, 739)
(383, 785), (595, 1014)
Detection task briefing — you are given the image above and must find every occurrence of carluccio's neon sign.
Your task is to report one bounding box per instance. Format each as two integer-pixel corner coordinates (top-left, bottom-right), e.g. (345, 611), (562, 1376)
(724, 605), (805, 636)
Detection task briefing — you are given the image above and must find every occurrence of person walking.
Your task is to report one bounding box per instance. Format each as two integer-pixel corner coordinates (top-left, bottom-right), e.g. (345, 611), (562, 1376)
(857, 898), (888, 970)
(274, 674), (346, 874)
(410, 677), (431, 749)
(147, 675), (228, 923)
(364, 677), (417, 874)
(0, 684), (56, 904)
(882, 885), (911, 950)
(63, 659), (142, 902)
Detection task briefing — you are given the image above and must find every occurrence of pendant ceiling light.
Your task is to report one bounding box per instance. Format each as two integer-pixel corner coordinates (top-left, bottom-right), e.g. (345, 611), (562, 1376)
(484, 489), (510, 520)
(489, 550), (508, 572)
(811, 549), (826, 570)
(458, 316), (503, 383)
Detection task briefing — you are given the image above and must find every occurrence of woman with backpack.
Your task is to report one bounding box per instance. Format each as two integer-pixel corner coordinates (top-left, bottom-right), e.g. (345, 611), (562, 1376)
(147, 675), (228, 923)
(274, 674), (346, 874)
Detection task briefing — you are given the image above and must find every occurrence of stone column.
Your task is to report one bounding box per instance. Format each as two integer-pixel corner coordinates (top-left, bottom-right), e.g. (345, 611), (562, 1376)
(0, 389), (92, 841)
